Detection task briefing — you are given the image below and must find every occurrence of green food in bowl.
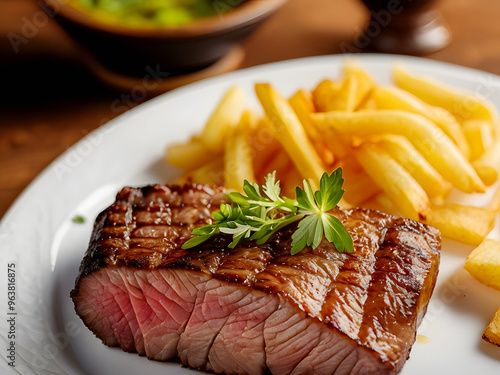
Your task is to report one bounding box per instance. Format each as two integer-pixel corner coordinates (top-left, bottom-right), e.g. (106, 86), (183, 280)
(70, 0), (243, 28)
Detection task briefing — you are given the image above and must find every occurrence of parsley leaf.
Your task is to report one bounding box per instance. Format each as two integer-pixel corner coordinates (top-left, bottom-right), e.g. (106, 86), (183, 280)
(72, 215), (86, 224)
(181, 168), (354, 255)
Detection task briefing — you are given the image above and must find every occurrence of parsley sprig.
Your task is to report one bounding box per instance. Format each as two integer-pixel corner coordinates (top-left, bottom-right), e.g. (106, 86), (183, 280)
(181, 168), (354, 254)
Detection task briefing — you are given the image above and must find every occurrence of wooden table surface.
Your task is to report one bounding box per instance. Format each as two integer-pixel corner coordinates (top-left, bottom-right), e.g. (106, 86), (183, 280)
(1, 0), (500, 220)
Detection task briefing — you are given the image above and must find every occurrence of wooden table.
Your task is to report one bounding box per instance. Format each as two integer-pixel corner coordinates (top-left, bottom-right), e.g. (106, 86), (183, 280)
(1, 0), (500, 219)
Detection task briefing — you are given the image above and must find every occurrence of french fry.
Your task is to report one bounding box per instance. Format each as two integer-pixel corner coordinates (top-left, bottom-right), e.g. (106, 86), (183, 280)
(312, 79), (341, 112)
(372, 86), (470, 157)
(288, 90), (318, 137)
(343, 60), (375, 110)
(357, 97), (378, 111)
(249, 119), (283, 181)
(370, 134), (452, 202)
(224, 111), (257, 191)
(355, 142), (429, 221)
(200, 85), (246, 153)
(464, 239), (500, 289)
(361, 192), (399, 216)
(166, 136), (218, 171)
(483, 306), (500, 347)
(311, 110), (485, 193)
(472, 138), (500, 186)
(429, 106), (471, 158)
(244, 110), (262, 131)
(339, 157), (381, 206)
(488, 183), (500, 211)
(342, 172), (381, 207)
(325, 76), (358, 112)
(393, 64), (500, 137)
(393, 64), (497, 121)
(425, 204), (496, 245)
(462, 119), (494, 161)
(260, 154), (294, 187)
(255, 83), (326, 189)
(281, 165), (303, 198)
(291, 89), (315, 112)
(289, 90), (336, 166)
(314, 73), (370, 113)
(174, 157), (225, 186)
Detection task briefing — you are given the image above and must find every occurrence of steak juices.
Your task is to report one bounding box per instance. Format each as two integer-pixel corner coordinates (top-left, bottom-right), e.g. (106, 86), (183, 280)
(71, 183), (440, 375)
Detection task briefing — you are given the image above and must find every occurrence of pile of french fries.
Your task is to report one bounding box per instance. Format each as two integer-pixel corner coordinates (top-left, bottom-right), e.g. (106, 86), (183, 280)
(166, 60), (500, 346)
(167, 60), (500, 244)
(464, 239), (500, 347)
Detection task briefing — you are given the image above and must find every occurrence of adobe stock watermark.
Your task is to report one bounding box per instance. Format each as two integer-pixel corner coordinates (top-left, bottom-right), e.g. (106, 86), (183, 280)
(339, 0), (404, 54)
(53, 64), (170, 182)
(30, 321), (82, 370)
(419, 273), (469, 332)
(8, 0), (71, 53)
(448, 73), (500, 121)
(6, 263), (17, 368)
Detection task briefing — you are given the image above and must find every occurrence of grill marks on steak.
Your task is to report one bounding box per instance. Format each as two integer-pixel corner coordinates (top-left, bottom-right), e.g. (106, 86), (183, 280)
(71, 184), (440, 375)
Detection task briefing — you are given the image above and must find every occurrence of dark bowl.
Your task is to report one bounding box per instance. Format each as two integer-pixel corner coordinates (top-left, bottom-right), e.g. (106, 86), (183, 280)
(40, 0), (287, 78)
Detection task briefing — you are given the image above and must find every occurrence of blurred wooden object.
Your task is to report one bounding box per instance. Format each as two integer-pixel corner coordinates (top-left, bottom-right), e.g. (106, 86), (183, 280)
(2, 0), (500, 218)
(359, 0), (451, 54)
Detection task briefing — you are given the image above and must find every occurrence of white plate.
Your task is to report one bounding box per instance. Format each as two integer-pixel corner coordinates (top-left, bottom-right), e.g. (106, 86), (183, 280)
(1, 54), (500, 375)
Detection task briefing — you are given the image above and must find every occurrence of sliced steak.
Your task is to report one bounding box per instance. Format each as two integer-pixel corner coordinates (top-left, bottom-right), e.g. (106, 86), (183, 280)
(71, 183), (440, 375)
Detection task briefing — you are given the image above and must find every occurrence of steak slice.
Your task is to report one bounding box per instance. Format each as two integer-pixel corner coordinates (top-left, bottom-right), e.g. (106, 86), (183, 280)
(71, 183), (440, 375)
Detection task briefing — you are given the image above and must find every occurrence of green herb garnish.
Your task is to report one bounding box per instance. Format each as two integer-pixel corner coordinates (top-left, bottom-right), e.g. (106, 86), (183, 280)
(182, 168), (353, 254)
(72, 215), (86, 224)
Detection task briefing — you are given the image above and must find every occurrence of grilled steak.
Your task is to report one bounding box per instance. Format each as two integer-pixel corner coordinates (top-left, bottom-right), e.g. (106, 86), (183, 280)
(71, 183), (440, 375)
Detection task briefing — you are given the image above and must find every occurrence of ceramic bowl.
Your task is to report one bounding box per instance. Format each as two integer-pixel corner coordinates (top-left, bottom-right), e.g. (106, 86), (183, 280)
(40, 0), (287, 77)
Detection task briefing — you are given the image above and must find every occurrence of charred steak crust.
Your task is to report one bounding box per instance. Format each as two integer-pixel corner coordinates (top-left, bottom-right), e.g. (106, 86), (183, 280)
(71, 184), (440, 375)
(72, 183), (227, 281)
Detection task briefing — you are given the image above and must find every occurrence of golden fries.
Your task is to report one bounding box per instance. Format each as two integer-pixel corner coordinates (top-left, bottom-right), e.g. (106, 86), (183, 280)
(393, 64), (499, 125)
(175, 157), (225, 186)
(372, 86), (470, 157)
(339, 157), (381, 206)
(166, 136), (217, 171)
(289, 90), (336, 166)
(488, 183), (500, 211)
(255, 83), (326, 188)
(328, 76), (358, 112)
(464, 239), (500, 289)
(483, 306), (500, 347)
(462, 119), (494, 161)
(311, 110), (485, 194)
(312, 79), (340, 112)
(369, 134), (452, 203)
(472, 138), (500, 186)
(249, 121), (283, 182)
(343, 59), (375, 110)
(165, 60), (500, 249)
(425, 204), (496, 245)
(200, 85), (246, 153)
(355, 142), (429, 221)
(224, 111), (257, 191)
(361, 192), (399, 216)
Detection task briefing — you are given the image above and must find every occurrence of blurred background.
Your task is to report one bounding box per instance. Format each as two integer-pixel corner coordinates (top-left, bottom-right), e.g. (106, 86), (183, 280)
(1, 0), (500, 218)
